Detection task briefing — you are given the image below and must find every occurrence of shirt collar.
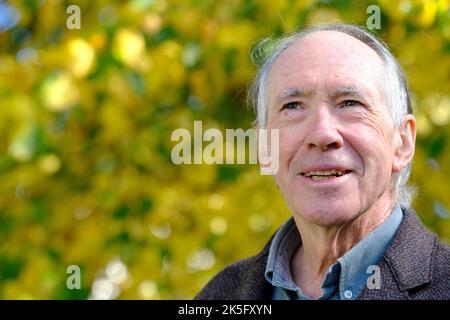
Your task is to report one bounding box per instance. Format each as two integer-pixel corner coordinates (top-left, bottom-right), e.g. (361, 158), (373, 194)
(337, 205), (403, 299)
(265, 205), (403, 299)
(264, 216), (300, 291)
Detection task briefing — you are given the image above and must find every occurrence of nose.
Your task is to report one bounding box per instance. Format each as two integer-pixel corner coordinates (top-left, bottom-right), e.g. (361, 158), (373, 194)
(304, 106), (343, 151)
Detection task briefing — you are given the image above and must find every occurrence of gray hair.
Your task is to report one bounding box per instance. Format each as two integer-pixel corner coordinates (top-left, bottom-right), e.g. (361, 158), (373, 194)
(248, 23), (415, 208)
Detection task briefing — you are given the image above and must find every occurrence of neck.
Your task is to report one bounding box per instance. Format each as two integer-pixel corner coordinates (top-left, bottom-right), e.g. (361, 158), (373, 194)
(290, 193), (395, 298)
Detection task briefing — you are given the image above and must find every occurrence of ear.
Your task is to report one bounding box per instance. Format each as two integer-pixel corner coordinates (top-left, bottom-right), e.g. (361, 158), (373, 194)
(392, 114), (416, 173)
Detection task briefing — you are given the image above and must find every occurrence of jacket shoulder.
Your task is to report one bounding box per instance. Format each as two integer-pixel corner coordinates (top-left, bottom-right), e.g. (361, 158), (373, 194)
(194, 255), (261, 300)
(195, 230), (276, 300)
(428, 240), (450, 297)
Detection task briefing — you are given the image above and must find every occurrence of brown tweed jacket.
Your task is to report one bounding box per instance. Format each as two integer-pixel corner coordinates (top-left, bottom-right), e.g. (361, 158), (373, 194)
(195, 208), (450, 300)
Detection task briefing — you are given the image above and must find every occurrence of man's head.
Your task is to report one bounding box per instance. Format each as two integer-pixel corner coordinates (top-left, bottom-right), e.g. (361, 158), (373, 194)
(249, 24), (416, 227)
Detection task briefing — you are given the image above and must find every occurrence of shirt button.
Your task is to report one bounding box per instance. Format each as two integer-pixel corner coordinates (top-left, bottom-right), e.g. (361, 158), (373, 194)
(344, 290), (353, 299)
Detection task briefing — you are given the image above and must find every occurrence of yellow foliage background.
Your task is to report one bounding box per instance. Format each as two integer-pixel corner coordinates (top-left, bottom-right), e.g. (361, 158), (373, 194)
(0, 0), (449, 299)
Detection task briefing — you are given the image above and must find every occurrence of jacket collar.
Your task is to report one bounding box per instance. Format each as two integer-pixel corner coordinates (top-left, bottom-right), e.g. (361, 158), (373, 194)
(381, 207), (436, 291)
(236, 207), (436, 299)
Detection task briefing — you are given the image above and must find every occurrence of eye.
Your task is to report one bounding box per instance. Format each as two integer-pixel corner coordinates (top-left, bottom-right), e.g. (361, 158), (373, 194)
(342, 100), (361, 107)
(282, 101), (302, 110)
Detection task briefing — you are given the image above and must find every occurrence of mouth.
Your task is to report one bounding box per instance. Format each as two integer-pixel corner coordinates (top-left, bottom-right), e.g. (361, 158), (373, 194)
(300, 169), (351, 181)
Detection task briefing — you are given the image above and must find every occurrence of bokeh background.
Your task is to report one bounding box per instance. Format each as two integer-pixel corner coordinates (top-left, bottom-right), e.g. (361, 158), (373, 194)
(0, 0), (449, 299)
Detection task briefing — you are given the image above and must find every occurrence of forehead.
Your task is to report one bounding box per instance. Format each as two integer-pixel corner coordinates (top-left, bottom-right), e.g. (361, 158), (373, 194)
(268, 31), (385, 97)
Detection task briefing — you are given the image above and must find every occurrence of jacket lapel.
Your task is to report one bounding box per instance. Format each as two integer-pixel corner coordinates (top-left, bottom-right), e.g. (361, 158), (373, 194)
(358, 207), (436, 299)
(235, 236), (274, 299)
(234, 207), (436, 300)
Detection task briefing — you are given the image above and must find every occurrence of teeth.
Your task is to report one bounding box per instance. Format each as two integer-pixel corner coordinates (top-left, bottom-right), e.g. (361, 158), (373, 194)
(304, 169), (345, 177)
(311, 175), (336, 181)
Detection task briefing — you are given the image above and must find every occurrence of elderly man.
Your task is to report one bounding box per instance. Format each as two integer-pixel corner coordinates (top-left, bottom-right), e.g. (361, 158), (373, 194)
(195, 24), (450, 300)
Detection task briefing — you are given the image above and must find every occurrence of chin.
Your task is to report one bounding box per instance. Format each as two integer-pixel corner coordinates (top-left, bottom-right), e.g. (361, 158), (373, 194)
(292, 198), (360, 227)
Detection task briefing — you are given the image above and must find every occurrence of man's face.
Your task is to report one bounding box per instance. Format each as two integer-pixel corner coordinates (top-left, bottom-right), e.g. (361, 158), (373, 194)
(267, 31), (400, 227)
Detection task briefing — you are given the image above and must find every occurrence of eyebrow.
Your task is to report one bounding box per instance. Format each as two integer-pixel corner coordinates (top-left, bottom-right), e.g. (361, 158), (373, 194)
(276, 87), (311, 104)
(275, 86), (371, 104)
(332, 86), (370, 101)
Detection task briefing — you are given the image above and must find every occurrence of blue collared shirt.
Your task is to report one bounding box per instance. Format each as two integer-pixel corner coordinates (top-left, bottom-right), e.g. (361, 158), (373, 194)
(264, 205), (403, 300)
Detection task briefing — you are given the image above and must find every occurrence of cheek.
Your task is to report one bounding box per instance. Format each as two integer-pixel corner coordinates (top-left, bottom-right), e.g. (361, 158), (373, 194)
(348, 131), (394, 181)
(273, 127), (304, 194)
(347, 112), (395, 164)
(277, 127), (304, 171)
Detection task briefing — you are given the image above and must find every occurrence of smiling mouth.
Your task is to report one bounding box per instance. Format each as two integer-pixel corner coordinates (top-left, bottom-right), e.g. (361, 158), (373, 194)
(300, 169), (351, 181)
